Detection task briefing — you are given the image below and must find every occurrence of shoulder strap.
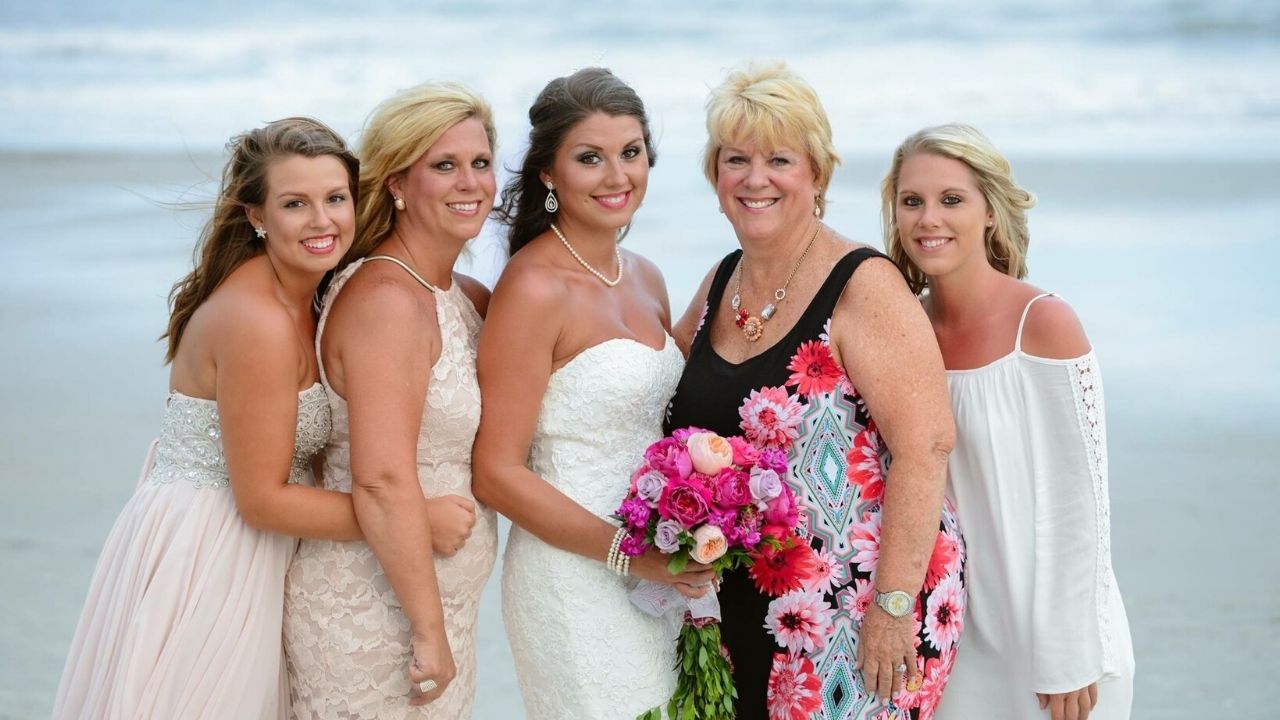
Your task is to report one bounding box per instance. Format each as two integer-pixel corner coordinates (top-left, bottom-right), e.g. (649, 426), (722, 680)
(365, 255), (440, 293)
(706, 250), (743, 316)
(1015, 292), (1057, 353)
(809, 247), (890, 310)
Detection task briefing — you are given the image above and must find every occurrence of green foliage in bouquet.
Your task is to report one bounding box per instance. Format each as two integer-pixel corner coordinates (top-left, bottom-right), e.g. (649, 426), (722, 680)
(636, 619), (736, 720)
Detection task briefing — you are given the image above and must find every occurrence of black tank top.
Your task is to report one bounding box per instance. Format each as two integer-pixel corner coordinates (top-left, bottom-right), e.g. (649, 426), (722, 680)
(665, 247), (965, 720)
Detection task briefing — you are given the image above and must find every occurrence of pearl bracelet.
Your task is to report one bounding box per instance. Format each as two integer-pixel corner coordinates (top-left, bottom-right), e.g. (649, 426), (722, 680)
(606, 527), (629, 577)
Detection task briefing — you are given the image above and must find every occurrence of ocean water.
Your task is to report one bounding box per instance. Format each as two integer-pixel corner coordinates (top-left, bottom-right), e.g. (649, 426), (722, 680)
(1, 3), (1278, 719)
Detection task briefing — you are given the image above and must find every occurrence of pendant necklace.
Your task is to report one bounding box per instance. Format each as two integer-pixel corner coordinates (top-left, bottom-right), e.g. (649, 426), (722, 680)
(551, 223), (624, 287)
(731, 221), (821, 342)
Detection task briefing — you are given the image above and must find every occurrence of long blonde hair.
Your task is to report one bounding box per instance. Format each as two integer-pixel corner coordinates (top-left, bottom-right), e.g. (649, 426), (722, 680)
(344, 82), (496, 270)
(882, 123), (1036, 294)
(163, 117), (358, 362)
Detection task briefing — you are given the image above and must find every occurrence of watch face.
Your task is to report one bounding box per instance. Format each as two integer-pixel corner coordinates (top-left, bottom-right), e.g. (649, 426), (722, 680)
(878, 591), (912, 617)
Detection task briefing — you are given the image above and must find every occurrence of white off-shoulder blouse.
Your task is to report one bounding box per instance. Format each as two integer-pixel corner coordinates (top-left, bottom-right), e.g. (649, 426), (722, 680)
(934, 293), (1135, 720)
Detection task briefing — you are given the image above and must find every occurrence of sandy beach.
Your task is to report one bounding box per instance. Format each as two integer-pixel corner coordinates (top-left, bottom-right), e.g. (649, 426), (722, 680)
(1, 148), (1277, 718)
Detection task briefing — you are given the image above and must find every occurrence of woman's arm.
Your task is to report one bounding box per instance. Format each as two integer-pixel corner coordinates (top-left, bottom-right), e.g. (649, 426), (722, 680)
(214, 295), (361, 541)
(830, 257), (955, 702)
(1022, 297), (1108, 720)
(327, 274), (454, 703)
(472, 264), (713, 593)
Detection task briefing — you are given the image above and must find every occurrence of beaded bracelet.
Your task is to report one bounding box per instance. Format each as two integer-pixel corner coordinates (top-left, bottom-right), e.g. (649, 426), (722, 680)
(606, 526), (627, 576)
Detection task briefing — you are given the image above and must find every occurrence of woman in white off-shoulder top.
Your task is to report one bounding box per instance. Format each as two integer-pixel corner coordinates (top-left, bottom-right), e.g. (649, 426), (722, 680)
(882, 124), (1134, 720)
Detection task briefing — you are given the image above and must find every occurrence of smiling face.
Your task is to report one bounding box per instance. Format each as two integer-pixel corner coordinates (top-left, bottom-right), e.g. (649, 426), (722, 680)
(894, 152), (994, 281)
(388, 116), (495, 245)
(247, 153), (355, 275)
(715, 137), (819, 246)
(541, 112), (649, 235)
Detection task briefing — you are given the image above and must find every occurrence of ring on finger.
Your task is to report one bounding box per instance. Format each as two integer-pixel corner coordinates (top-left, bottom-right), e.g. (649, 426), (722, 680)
(895, 663), (907, 673)
(419, 679), (438, 693)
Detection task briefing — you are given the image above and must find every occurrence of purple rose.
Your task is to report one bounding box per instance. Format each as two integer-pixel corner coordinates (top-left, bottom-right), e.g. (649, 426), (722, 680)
(633, 470), (667, 504)
(645, 438), (693, 482)
(749, 466), (783, 502)
(654, 519), (682, 553)
(618, 497), (652, 530)
(712, 468), (752, 510)
(658, 478), (711, 528)
(758, 447), (788, 475)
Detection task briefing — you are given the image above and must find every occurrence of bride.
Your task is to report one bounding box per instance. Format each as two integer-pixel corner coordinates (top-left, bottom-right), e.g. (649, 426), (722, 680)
(472, 67), (715, 719)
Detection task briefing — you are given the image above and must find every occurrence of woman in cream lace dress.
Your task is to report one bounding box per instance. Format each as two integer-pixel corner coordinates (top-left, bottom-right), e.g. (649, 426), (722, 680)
(284, 84), (498, 718)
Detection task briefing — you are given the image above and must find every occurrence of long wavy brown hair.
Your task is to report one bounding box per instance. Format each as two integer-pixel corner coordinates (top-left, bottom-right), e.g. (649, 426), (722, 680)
(162, 117), (358, 363)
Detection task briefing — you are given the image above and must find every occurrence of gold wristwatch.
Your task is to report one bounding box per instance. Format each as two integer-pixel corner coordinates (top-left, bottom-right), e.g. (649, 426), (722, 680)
(873, 589), (913, 618)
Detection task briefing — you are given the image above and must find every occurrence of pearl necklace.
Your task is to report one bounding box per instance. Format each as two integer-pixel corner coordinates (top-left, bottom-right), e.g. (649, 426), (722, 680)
(731, 221), (821, 342)
(551, 223), (624, 287)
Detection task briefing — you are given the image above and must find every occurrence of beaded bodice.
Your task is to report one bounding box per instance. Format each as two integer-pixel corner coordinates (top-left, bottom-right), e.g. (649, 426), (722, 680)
(147, 384), (331, 489)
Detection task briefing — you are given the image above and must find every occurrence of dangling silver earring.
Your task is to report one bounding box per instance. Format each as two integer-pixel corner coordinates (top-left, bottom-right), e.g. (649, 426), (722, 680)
(544, 181), (558, 213)
(393, 196), (406, 211)
(255, 227), (267, 239)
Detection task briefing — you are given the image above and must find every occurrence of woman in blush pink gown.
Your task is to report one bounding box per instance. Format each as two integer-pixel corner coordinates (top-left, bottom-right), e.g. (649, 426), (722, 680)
(52, 117), (368, 720)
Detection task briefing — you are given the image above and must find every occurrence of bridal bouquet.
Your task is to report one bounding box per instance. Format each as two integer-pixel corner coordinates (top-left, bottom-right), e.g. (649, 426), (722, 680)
(614, 427), (802, 720)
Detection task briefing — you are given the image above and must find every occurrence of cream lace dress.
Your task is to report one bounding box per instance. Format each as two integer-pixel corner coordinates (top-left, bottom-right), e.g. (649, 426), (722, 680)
(283, 256), (497, 719)
(933, 293), (1134, 720)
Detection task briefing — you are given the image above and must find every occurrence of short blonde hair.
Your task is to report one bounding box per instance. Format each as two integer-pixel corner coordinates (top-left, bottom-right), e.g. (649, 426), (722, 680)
(882, 123), (1036, 294)
(344, 81), (496, 269)
(702, 62), (840, 217)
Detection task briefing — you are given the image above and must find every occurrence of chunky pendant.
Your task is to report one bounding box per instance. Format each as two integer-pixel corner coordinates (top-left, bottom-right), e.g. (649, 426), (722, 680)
(760, 303), (777, 321)
(742, 315), (764, 342)
(735, 308), (748, 328)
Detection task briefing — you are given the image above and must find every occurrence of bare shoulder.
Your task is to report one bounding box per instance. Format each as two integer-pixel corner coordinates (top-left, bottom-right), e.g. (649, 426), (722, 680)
(843, 249), (912, 302)
(454, 273), (491, 318)
(330, 261), (438, 336)
(200, 271), (301, 367)
(624, 248), (665, 288)
(489, 247), (570, 315)
(1019, 291), (1092, 359)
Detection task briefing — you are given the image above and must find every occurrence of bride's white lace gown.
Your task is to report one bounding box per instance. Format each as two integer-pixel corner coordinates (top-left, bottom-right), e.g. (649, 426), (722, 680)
(502, 336), (684, 720)
(283, 257), (497, 719)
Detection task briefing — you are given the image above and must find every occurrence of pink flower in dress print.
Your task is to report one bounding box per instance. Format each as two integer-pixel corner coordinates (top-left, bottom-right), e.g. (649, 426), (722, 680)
(850, 510), (882, 573)
(839, 577), (876, 620)
(924, 529), (962, 591)
(738, 386), (805, 450)
(923, 572), (965, 653)
(764, 589), (836, 654)
(766, 651), (823, 720)
(804, 547), (846, 596)
(846, 424), (886, 504)
(785, 340), (844, 397)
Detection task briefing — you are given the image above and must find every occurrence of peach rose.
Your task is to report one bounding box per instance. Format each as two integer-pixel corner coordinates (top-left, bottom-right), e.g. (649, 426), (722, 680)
(686, 432), (734, 475)
(690, 524), (728, 564)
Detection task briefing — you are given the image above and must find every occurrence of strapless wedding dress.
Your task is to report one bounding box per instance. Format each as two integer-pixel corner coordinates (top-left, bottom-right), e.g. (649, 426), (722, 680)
(502, 337), (684, 720)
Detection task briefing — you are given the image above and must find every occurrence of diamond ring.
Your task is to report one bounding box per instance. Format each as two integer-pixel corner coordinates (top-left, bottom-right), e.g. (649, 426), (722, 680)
(895, 663), (907, 674)
(419, 679), (438, 693)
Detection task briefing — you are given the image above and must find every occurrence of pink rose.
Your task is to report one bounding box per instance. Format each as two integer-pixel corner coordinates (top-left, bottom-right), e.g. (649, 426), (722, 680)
(686, 432), (735, 475)
(645, 437), (693, 482)
(658, 479), (711, 528)
(764, 482), (799, 528)
(727, 436), (761, 468)
(712, 468), (752, 511)
(691, 524), (728, 564)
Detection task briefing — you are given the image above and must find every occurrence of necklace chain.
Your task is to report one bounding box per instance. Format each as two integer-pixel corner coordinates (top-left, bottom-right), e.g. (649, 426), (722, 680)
(551, 223), (624, 287)
(731, 221), (822, 342)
